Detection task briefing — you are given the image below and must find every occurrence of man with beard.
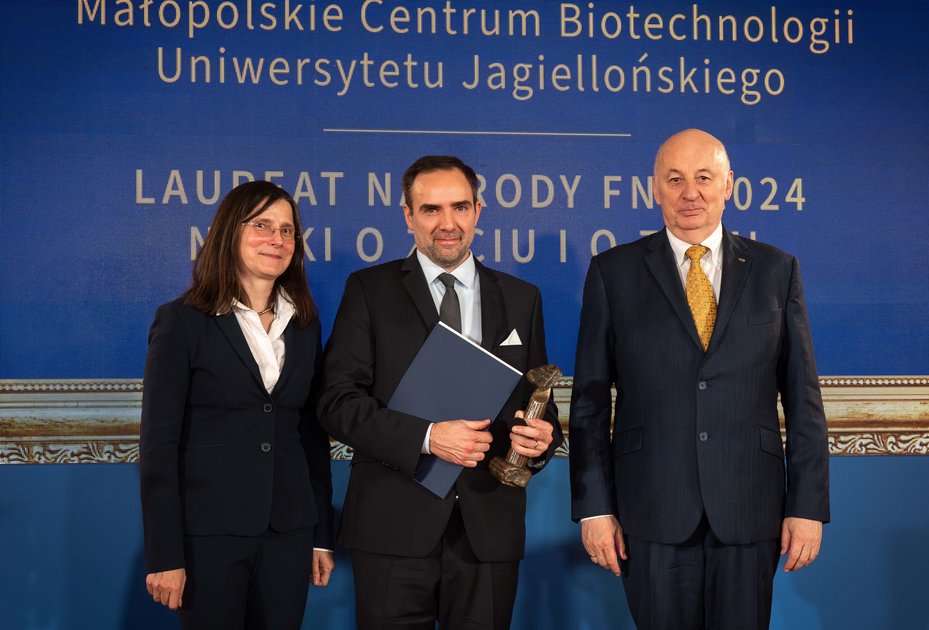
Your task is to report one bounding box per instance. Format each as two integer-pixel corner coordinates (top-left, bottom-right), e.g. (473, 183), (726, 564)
(319, 155), (563, 629)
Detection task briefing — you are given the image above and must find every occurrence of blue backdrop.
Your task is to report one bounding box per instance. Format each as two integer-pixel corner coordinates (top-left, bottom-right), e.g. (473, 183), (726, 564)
(3, 459), (929, 629)
(1, 0), (928, 628)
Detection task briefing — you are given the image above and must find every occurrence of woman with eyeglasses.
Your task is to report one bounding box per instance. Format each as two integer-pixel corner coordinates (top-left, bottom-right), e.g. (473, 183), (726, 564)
(139, 180), (334, 628)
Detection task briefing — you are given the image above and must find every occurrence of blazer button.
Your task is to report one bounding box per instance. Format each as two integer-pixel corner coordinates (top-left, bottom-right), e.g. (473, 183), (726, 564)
(697, 381), (707, 390)
(260, 442), (272, 453)
(698, 432), (708, 442)
(263, 403), (273, 412)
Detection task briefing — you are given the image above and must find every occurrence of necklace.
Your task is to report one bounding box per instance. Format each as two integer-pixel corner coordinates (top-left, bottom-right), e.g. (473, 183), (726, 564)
(256, 303), (274, 316)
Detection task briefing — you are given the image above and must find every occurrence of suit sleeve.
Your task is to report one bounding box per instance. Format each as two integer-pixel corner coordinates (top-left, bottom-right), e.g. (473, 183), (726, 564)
(139, 303), (189, 573)
(569, 256), (620, 521)
(302, 322), (335, 549)
(316, 273), (431, 477)
(778, 257), (830, 523)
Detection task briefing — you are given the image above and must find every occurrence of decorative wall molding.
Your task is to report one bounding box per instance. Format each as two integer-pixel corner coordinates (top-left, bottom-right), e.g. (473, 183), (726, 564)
(805, 376), (929, 455)
(2, 377), (927, 463)
(0, 380), (143, 464)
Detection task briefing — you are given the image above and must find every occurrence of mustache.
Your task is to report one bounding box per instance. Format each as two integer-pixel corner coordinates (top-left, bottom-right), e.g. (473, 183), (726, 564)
(434, 231), (463, 239)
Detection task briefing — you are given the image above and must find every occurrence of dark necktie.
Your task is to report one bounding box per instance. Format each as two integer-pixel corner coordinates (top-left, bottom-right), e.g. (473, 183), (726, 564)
(438, 273), (462, 333)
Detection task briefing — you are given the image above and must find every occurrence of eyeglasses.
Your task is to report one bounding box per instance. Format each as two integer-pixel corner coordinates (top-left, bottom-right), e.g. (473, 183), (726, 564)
(242, 220), (297, 241)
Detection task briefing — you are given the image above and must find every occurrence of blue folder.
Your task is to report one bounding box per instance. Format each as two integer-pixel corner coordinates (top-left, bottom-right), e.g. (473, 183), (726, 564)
(388, 322), (523, 498)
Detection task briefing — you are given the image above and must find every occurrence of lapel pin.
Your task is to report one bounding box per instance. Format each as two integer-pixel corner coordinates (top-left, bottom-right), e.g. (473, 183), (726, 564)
(738, 257), (746, 263)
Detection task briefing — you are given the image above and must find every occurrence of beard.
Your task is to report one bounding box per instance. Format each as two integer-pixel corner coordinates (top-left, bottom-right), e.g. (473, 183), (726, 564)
(420, 231), (469, 269)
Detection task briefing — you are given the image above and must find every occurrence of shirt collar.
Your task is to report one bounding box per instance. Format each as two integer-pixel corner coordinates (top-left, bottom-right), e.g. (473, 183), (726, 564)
(666, 223), (724, 268)
(416, 250), (477, 289)
(230, 289), (295, 322)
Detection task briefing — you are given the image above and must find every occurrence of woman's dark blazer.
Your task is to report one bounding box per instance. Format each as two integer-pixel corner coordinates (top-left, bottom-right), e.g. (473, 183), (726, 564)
(139, 299), (334, 573)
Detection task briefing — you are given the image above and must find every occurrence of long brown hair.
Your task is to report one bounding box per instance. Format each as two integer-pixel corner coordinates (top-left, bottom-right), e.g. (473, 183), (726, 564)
(182, 181), (317, 326)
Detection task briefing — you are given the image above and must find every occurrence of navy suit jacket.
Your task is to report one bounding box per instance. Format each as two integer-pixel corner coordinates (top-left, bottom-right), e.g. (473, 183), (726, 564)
(139, 299), (334, 572)
(570, 228), (829, 545)
(317, 254), (562, 562)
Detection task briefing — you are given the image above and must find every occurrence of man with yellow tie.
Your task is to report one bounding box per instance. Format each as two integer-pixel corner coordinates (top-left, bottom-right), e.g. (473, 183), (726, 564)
(569, 129), (830, 629)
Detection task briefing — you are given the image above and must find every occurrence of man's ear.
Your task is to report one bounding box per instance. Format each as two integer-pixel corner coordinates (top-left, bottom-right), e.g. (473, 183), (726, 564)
(403, 205), (414, 230)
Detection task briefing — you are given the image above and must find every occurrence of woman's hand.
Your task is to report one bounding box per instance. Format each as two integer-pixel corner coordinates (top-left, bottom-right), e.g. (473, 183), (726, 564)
(311, 550), (334, 586)
(146, 568), (186, 610)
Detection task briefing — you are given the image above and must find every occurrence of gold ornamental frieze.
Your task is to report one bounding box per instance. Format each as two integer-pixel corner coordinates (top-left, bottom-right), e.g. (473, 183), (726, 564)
(2, 377), (927, 463)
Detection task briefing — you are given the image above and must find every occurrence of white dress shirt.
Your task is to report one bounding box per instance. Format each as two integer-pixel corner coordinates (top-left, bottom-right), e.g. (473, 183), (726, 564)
(230, 292), (295, 394)
(665, 222), (724, 300)
(417, 249), (482, 345)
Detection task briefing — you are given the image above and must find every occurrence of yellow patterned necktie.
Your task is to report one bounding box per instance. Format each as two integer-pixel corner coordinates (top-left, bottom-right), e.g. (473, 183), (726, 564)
(685, 245), (717, 351)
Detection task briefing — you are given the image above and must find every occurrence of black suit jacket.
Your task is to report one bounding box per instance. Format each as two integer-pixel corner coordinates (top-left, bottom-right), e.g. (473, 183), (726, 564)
(570, 228), (829, 545)
(317, 254), (562, 562)
(139, 299), (334, 573)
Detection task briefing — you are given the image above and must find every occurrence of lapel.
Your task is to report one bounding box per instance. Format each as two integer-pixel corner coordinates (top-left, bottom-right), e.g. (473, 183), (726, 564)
(272, 320), (297, 395)
(707, 228), (751, 354)
(400, 253), (507, 353)
(400, 253), (440, 331)
(213, 312), (265, 391)
(475, 259), (505, 352)
(644, 230), (704, 351)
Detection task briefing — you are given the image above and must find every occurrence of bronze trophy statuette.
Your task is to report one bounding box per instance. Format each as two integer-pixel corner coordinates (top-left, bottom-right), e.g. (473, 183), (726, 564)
(489, 364), (562, 488)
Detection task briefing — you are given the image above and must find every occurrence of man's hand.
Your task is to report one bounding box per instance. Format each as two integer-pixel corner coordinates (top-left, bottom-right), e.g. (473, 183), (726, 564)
(311, 549), (334, 586)
(429, 419), (493, 467)
(509, 412), (555, 458)
(780, 516), (823, 572)
(581, 515), (627, 576)
(146, 568), (186, 610)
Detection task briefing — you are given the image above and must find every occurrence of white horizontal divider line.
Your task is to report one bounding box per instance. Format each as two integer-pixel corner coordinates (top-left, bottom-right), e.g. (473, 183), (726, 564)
(323, 128), (631, 137)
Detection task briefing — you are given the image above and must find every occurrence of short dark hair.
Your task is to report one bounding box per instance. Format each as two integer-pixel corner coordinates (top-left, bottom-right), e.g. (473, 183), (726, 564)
(182, 180), (317, 326)
(401, 155), (479, 210)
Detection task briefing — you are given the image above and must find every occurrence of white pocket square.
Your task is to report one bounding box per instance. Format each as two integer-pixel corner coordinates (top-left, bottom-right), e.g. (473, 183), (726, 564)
(499, 329), (522, 346)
